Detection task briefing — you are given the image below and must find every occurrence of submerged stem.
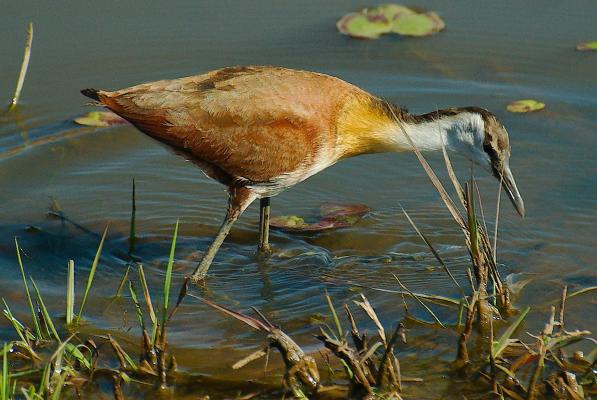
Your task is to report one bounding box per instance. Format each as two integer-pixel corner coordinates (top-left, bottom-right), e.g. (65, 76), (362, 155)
(8, 23), (33, 111)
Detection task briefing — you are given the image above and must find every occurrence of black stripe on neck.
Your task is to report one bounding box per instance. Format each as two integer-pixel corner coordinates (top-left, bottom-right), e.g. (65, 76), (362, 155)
(375, 98), (492, 125)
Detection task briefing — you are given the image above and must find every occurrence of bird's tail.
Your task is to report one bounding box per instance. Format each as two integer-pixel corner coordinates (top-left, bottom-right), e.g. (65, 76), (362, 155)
(81, 88), (101, 101)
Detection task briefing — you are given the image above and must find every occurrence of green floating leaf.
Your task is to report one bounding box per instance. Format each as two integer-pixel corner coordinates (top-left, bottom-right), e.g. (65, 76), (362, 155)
(337, 3), (444, 39)
(270, 215), (307, 229)
(336, 12), (392, 39)
(270, 203), (369, 232)
(391, 11), (445, 37)
(506, 99), (545, 113)
(366, 4), (414, 20)
(576, 41), (597, 51)
(74, 111), (128, 127)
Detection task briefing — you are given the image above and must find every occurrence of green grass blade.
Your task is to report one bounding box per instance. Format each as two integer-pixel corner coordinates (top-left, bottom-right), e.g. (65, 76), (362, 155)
(50, 373), (66, 400)
(120, 348), (138, 372)
(21, 385), (36, 400)
(1, 343), (8, 400)
(38, 363), (50, 396)
(2, 299), (28, 344)
(348, 282), (462, 307)
(30, 278), (60, 342)
(567, 286), (597, 300)
(466, 183), (479, 257)
(128, 179), (136, 255)
(161, 219), (179, 335)
(138, 265), (156, 324)
(392, 110), (466, 228)
(473, 178), (490, 246)
(492, 306), (530, 359)
(128, 281), (146, 332)
(401, 206), (464, 293)
(6, 368), (41, 380)
(108, 335), (138, 371)
(493, 174), (503, 262)
(394, 274), (446, 328)
(324, 291), (343, 340)
(64, 343), (91, 370)
(38, 304), (52, 340)
(66, 260), (75, 326)
(440, 133), (466, 207)
(15, 238), (42, 338)
(138, 265), (157, 344)
(77, 225), (108, 323)
(47, 335), (75, 400)
(114, 265), (130, 298)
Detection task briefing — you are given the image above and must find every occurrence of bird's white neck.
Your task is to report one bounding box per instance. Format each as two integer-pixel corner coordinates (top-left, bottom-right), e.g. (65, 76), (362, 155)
(389, 111), (485, 155)
(335, 103), (487, 163)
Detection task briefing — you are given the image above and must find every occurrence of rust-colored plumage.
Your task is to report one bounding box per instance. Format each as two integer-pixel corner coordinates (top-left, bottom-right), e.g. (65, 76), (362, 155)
(82, 65), (524, 282)
(92, 66), (382, 191)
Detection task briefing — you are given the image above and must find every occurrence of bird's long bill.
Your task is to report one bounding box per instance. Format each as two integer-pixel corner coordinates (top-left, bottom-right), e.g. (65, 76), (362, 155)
(502, 164), (525, 217)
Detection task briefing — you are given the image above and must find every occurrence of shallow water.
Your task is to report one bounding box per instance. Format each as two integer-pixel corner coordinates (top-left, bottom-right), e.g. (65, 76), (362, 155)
(1, 1), (596, 398)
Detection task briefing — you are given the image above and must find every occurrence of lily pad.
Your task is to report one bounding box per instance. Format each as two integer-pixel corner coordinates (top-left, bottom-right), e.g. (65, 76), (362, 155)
(270, 203), (370, 232)
(336, 12), (393, 39)
(576, 41), (597, 51)
(74, 111), (128, 127)
(269, 216), (335, 232)
(506, 99), (545, 113)
(391, 11), (445, 37)
(337, 3), (444, 39)
(270, 215), (306, 229)
(365, 4), (414, 20)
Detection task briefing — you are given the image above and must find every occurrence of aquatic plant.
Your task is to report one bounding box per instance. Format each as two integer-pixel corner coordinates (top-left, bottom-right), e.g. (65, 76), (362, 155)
(7, 22), (33, 112)
(576, 41), (597, 51)
(74, 111), (129, 127)
(337, 4), (445, 39)
(1, 179), (594, 399)
(507, 99), (546, 113)
(1, 221), (181, 398)
(269, 203), (370, 232)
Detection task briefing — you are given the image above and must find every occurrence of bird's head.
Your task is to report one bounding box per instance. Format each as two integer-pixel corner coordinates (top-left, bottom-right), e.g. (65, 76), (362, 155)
(351, 100), (525, 217)
(455, 107), (525, 217)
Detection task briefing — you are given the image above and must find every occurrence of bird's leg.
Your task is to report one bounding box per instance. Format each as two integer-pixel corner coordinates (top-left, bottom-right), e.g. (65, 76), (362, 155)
(258, 197), (272, 254)
(190, 211), (238, 283)
(190, 188), (256, 284)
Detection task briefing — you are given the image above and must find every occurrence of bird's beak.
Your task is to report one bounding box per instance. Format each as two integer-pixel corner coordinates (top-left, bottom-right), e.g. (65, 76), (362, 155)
(501, 163), (525, 217)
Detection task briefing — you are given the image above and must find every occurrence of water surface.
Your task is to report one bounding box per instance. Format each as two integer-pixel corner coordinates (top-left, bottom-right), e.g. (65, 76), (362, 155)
(1, 1), (596, 398)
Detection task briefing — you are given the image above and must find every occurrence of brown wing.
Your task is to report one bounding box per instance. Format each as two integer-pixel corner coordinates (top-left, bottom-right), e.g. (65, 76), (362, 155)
(96, 66), (360, 184)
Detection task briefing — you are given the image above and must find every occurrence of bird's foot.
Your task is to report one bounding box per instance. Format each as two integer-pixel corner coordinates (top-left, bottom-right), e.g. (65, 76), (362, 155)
(257, 243), (274, 260)
(258, 243), (273, 254)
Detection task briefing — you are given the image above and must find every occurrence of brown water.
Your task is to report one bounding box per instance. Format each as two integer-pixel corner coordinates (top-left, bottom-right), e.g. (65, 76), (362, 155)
(1, 1), (596, 398)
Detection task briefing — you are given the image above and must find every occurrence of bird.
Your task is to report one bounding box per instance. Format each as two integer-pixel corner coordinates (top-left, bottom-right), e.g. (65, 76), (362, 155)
(81, 65), (524, 283)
